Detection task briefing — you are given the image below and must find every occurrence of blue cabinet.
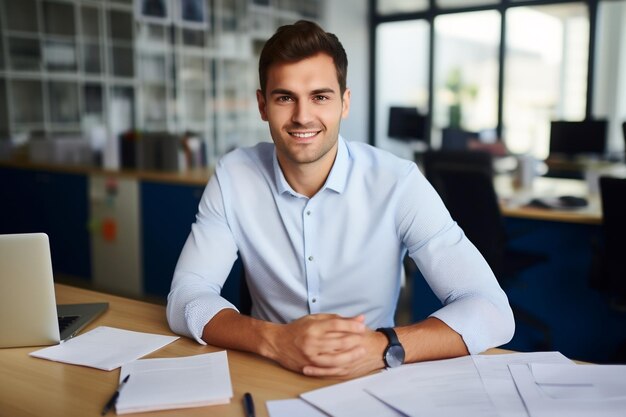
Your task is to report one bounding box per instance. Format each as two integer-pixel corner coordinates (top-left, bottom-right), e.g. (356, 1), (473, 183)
(0, 166), (91, 279)
(140, 181), (243, 305)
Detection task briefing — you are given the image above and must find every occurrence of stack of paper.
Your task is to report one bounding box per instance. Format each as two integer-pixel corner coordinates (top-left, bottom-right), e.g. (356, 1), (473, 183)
(29, 326), (179, 371)
(116, 351), (233, 414)
(266, 352), (580, 417)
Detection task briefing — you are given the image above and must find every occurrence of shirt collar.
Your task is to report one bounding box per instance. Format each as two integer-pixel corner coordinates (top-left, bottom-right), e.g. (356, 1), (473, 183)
(273, 135), (351, 197)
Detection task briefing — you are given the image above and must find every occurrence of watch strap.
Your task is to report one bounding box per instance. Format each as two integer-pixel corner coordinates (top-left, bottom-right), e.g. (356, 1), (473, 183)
(376, 327), (400, 346)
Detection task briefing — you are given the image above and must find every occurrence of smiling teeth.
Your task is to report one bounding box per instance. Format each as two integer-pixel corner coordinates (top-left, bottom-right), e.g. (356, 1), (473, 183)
(291, 132), (316, 138)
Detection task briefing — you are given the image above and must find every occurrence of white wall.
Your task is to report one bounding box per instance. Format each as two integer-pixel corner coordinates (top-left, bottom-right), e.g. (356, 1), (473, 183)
(325, 0), (370, 143)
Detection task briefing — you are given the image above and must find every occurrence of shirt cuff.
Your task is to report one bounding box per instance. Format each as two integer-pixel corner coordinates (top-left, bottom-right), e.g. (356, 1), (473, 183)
(430, 295), (514, 354)
(184, 294), (240, 345)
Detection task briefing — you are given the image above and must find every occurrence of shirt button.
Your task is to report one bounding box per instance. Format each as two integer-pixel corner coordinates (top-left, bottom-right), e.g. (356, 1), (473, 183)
(308, 256), (314, 261)
(306, 210), (311, 216)
(312, 298), (317, 303)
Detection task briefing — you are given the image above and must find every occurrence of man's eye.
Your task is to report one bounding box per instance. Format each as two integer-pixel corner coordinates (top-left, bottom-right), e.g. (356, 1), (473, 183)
(277, 96), (293, 103)
(314, 95), (329, 102)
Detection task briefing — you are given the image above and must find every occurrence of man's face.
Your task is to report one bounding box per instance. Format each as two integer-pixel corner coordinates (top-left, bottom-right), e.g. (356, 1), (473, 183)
(256, 53), (350, 170)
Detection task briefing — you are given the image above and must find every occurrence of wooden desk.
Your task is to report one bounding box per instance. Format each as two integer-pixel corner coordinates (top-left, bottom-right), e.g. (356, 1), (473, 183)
(495, 176), (603, 225)
(0, 284), (332, 417)
(0, 285), (514, 417)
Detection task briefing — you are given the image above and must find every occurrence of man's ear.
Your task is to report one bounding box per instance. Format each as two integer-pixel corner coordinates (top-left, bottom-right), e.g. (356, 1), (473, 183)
(256, 89), (268, 121)
(341, 88), (351, 119)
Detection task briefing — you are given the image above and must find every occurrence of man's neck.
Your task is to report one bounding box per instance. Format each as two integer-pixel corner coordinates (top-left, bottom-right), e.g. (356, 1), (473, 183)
(278, 146), (338, 198)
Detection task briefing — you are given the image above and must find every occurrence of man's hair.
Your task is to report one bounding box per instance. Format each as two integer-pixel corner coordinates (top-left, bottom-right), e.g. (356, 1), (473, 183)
(258, 20), (348, 96)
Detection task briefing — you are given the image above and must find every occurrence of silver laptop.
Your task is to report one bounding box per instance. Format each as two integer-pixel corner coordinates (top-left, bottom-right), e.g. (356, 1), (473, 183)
(0, 233), (108, 348)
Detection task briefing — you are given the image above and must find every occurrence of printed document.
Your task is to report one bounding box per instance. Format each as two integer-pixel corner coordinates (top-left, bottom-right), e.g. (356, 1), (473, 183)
(364, 356), (499, 417)
(301, 372), (404, 417)
(29, 326), (178, 371)
(267, 399), (329, 417)
(116, 351), (233, 414)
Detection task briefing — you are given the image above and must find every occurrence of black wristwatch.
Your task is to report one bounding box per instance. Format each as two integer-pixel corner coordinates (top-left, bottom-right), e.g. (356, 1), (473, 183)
(376, 327), (405, 368)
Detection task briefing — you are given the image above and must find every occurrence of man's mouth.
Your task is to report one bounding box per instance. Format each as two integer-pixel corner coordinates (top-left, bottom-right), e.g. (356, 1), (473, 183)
(289, 131), (320, 139)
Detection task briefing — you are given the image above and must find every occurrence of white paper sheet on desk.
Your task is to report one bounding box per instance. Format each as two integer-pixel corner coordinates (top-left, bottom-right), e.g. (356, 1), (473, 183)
(266, 399), (329, 417)
(116, 351), (233, 414)
(529, 363), (626, 399)
(29, 326), (178, 371)
(364, 356), (499, 417)
(472, 351), (572, 417)
(301, 372), (404, 417)
(509, 364), (626, 417)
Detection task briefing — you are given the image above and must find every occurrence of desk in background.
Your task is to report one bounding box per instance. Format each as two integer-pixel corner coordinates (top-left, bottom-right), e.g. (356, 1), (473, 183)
(495, 175), (602, 225)
(494, 176), (625, 362)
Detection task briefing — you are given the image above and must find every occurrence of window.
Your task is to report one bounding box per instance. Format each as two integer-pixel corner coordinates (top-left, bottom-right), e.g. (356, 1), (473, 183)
(373, 0), (598, 160)
(433, 11), (501, 141)
(375, 20), (430, 159)
(504, 3), (589, 158)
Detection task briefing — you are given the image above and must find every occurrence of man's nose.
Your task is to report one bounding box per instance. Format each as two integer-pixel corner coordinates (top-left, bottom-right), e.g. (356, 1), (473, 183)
(292, 101), (314, 125)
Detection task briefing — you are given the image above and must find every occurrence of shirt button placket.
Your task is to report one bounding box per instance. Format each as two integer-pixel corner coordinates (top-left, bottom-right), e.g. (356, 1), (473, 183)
(303, 204), (319, 314)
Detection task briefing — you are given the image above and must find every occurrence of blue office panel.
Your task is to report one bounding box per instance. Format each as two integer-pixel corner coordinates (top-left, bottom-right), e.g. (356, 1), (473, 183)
(140, 181), (243, 306)
(0, 167), (42, 234)
(0, 167), (91, 279)
(38, 170), (91, 279)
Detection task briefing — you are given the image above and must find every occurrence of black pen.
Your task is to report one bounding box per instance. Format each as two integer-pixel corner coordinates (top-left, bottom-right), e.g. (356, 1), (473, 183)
(101, 374), (130, 416)
(243, 392), (256, 417)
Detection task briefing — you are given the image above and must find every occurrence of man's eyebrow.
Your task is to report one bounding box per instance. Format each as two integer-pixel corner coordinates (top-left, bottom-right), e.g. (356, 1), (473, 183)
(311, 88), (336, 95)
(269, 88), (337, 95)
(269, 88), (295, 95)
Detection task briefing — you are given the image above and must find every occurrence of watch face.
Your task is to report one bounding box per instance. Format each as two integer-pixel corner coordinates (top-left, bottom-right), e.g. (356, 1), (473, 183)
(385, 345), (405, 368)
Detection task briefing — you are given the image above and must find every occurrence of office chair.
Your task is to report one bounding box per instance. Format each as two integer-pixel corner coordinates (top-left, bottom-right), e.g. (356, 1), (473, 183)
(622, 122), (626, 156)
(597, 176), (626, 363)
(422, 150), (551, 349)
(598, 177), (626, 311)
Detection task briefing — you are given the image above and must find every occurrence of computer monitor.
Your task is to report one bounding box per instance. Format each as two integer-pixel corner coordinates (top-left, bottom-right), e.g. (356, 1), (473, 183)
(388, 106), (427, 142)
(549, 120), (608, 157)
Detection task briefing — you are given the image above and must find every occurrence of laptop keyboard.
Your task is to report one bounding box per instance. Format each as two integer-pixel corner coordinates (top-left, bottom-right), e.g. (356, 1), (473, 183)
(58, 315), (80, 333)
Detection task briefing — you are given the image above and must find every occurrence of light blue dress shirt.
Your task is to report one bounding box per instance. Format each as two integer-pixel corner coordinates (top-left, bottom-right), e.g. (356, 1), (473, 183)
(166, 136), (514, 354)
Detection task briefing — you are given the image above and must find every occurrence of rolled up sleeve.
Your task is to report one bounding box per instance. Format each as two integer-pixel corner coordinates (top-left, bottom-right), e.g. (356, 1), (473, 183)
(399, 165), (515, 354)
(166, 171), (239, 344)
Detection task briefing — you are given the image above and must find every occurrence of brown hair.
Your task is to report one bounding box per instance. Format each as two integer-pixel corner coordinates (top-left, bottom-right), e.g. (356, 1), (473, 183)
(258, 20), (348, 96)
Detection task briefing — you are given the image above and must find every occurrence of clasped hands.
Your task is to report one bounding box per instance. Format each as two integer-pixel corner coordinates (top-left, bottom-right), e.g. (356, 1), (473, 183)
(266, 313), (386, 379)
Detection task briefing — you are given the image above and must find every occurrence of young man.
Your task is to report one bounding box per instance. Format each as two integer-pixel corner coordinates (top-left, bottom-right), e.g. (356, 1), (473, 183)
(167, 20), (514, 378)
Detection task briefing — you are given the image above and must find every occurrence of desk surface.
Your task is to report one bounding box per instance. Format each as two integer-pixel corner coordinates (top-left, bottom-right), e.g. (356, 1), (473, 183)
(0, 284), (511, 417)
(496, 176), (603, 225)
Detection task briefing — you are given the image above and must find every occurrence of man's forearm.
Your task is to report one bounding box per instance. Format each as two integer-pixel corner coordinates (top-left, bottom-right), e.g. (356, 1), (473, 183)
(201, 308), (280, 360)
(397, 317), (469, 363)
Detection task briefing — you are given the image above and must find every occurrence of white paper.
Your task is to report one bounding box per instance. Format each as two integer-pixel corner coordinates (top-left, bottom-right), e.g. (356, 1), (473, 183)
(301, 372), (404, 417)
(267, 399), (329, 417)
(365, 356), (499, 417)
(472, 351), (572, 417)
(116, 351), (233, 414)
(529, 363), (626, 400)
(531, 363), (626, 384)
(509, 364), (626, 417)
(29, 326), (178, 371)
